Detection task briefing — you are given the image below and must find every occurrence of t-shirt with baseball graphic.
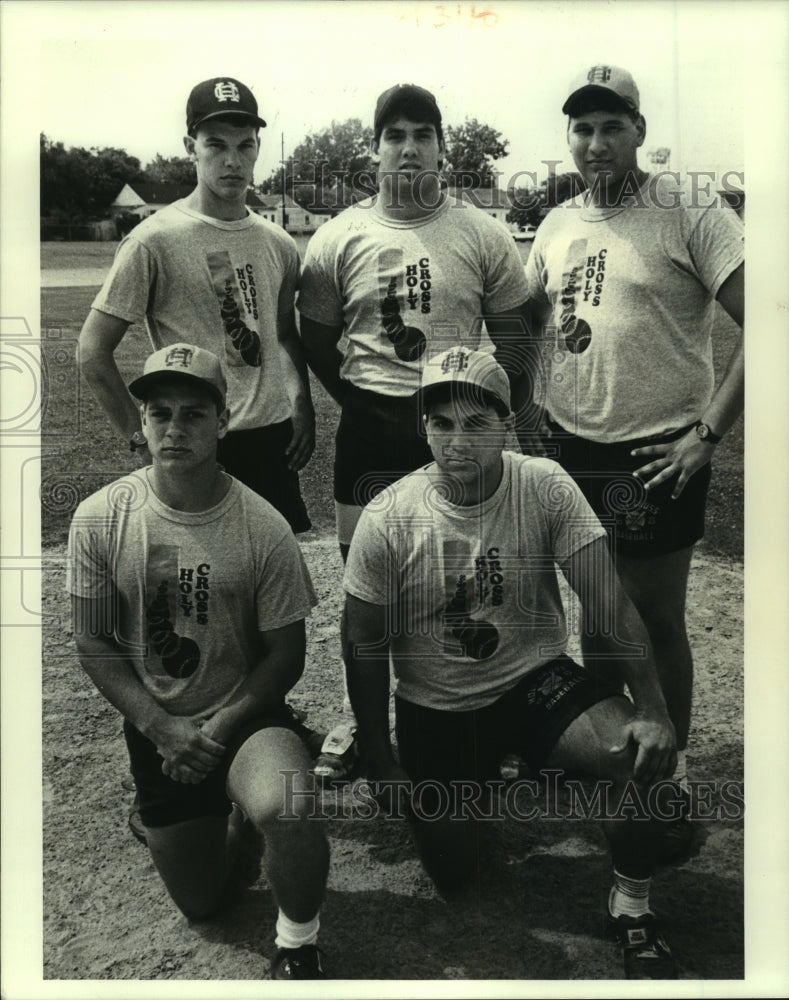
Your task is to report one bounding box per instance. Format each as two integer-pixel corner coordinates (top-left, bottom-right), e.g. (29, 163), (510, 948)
(92, 201), (299, 432)
(343, 452), (606, 711)
(67, 469), (317, 720)
(524, 172), (744, 442)
(297, 194), (529, 396)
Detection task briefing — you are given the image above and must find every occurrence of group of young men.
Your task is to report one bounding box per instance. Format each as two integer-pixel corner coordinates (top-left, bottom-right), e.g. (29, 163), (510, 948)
(68, 66), (744, 981)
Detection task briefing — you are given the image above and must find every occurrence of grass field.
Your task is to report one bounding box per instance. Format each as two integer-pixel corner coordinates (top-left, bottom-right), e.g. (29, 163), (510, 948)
(40, 241), (744, 558)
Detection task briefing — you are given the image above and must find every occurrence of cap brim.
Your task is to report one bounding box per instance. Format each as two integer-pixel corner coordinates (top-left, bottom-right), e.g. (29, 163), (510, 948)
(189, 110), (267, 133)
(415, 381), (511, 419)
(375, 94), (440, 130)
(129, 370), (225, 408)
(562, 85), (636, 115)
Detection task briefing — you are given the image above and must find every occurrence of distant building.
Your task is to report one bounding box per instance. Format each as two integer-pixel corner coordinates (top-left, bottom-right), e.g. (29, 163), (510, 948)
(446, 187), (528, 232)
(254, 194), (329, 233)
(109, 182), (265, 220)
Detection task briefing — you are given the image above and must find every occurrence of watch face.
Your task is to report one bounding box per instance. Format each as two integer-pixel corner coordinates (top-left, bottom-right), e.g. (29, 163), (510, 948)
(697, 424), (709, 439)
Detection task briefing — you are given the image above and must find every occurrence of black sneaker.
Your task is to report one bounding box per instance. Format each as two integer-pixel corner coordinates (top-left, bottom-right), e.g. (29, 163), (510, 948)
(313, 723), (359, 785)
(271, 944), (326, 980)
(606, 912), (678, 979)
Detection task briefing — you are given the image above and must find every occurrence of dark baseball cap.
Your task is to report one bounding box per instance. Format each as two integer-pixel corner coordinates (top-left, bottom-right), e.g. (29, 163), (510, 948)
(186, 77), (267, 136)
(374, 83), (442, 131)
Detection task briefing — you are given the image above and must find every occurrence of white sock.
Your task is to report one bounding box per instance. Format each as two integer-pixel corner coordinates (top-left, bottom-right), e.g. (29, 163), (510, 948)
(672, 750), (689, 793)
(275, 910), (319, 950)
(609, 871), (651, 920)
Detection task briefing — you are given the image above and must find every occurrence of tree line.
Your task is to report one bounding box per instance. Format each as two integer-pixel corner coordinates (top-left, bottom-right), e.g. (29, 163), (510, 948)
(41, 122), (583, 226)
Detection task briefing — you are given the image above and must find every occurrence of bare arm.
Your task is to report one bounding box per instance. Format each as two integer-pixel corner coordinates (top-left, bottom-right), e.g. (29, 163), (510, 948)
(561, 537), (676, 784)
(72, 594), (225, 783)
(632, 263), (744, 496)
(77, 309), (141, 442)
(298, 314), (347, 405)
(485, 300), (547, 455)
(342, 595), (402, 777)
(200, 619), (307, 745)
(277, 309), (316, 471)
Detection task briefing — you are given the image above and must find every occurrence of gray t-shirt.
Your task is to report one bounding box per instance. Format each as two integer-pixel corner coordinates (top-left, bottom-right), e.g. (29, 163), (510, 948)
(344, 452), (606, 711)
(524, 173), (744, 441)
(67, 470), (317, 719)
(92, 201), (299, 432)
(298, 194), (529, 396)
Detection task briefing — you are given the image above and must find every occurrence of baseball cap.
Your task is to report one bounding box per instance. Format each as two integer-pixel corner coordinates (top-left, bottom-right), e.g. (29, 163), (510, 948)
(418, 347), (511, 417)
(562, 65), (640, 115)
(129, 344), (227, 408)
(374, 83), (442, 131)
(186, 77), (267, 135)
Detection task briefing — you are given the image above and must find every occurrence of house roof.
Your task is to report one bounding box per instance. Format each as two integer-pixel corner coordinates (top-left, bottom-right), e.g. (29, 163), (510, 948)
(255, 193), (301, 210)
(111, 182), (263, 208)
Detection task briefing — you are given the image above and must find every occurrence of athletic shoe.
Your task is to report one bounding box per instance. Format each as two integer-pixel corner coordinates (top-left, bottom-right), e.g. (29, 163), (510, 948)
(271, 944), (326, 980)
(313, 723), (359, 785)
(606, 912), (678, 979)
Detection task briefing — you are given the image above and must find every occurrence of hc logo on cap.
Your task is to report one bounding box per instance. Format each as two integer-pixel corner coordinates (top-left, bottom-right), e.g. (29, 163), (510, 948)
(165, 346), (195, 369)
(440, 350), (470, 374)
(587, 66), (613, 84)
(214, 80), (241, 104)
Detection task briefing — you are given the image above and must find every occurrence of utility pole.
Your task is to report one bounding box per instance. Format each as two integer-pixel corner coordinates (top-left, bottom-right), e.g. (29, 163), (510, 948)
(281, 133), (287, 232)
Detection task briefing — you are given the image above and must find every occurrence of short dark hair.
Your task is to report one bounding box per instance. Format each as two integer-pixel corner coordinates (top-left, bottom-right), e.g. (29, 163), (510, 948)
(422, 382), (509, 421)
(374, 99), (444, 146)
(566, 91), (640, 122)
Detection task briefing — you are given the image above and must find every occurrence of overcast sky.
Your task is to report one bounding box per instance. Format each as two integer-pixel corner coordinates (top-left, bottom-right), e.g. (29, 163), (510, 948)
(34, 0), (749, 184)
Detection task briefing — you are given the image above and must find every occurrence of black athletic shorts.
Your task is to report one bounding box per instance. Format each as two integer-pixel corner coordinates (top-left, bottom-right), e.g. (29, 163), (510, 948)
(217, 419), (311, 534)
(395, 654), (621, 788)
(124, 705), (303, 828)
(543, 418), (712, 557)
(334, 384), (433, 507)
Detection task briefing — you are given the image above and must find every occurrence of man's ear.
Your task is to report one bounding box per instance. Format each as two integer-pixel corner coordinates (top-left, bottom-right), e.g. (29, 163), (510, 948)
(217, 406), (230, 439)
(139, 402), (148, 432)
(437, 138), (446, 170)
(183, 134), (197, 159)
(370, 138), (380, 165)
(635, 115), (647, 147)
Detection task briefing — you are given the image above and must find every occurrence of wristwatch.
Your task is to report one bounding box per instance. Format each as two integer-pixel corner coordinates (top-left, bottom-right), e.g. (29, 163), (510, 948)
(129, 430), (148, 452)
(694, 421), (722, 445)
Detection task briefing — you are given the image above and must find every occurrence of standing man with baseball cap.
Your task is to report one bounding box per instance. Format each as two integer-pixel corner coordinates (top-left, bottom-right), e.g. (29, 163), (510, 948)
(343, 347), (681, 979)
(78, 76), (315, 533)
(297, 83), (533, 778)
(67, 343), (330, 980)
(524, 65), (744, 862)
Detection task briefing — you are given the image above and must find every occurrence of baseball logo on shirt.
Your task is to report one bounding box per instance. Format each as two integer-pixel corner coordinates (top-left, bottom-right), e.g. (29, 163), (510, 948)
(441, 539), (500, 660)
(557, 239), (608, 355)
(378, 248), (427, 362)
(207, 251), (262, 367)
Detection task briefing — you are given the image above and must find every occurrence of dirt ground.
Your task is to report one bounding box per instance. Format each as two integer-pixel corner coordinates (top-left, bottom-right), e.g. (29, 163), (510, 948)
(37, 251), (744, 985)
(42, 532), (744, 984)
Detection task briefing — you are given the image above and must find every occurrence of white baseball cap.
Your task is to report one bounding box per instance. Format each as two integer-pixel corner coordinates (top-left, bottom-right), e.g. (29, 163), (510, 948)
(418, 347), (511, 416)
(129, 343), (227, 408)
(563, 64), (640, 115)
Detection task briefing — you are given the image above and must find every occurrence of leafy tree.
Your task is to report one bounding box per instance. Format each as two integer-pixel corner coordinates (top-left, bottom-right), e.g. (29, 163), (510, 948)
(144, 153), (195, 186)
(260, 118), (375, 210)
(506, 171), (586, 229)
(443, 118), (509, 189)
(40, 133), (144, 222)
